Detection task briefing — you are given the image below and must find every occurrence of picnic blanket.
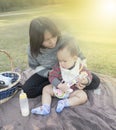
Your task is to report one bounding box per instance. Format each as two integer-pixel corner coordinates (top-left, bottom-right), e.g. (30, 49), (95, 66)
(0, 69), (116, 130)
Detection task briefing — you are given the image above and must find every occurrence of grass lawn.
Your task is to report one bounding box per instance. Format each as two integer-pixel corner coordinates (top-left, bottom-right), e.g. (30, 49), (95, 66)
(0, 5), (116, 78)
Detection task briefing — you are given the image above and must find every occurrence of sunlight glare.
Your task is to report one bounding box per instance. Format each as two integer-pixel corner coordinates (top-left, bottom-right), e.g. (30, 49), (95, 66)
(100, 0), (116, 19)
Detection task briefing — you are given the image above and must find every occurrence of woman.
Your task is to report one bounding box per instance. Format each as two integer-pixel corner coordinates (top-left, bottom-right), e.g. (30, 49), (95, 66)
(22, 17), (100, 98)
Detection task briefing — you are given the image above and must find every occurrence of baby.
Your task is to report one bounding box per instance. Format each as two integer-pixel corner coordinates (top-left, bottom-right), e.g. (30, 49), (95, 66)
(31, 38), (93, 115)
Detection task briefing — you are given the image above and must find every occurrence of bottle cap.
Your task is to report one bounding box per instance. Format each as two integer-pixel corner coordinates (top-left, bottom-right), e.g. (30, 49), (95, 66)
(20, 90), (27, 99)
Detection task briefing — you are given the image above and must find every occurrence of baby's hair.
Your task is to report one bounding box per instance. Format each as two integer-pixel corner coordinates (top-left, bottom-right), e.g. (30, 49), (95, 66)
(58, 37), (78, 56)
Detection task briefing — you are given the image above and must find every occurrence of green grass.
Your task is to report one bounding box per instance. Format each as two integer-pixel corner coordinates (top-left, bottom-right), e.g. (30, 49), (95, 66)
(0, 5), (116, 78)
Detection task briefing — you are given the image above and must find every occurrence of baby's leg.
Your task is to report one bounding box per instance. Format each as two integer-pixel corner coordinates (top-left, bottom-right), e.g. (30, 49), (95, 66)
(31, 84), (54, 115)
(68, 90), (88, 106)
(42, 84), (54, 105)
(56, 90), (87, 113)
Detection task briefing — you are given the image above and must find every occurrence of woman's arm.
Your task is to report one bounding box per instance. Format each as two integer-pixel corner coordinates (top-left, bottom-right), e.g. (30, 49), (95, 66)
(28, 47), (50, 77)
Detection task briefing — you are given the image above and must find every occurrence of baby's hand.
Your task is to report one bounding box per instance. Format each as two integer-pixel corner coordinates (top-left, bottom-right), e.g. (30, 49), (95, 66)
(80, 77), (88, 85)
(75, 82), (86, 90)
(76, 77), (88, 90)
(57, 83), (69, 93)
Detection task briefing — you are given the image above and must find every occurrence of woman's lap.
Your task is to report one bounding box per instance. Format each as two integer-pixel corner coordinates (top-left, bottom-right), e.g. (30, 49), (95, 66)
(22, 73), (50, 98)
(84, 73), (100, 90)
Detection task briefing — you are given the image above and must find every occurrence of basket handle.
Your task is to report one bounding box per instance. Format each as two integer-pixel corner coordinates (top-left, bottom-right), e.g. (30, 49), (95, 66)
(0, 50), (14, 71)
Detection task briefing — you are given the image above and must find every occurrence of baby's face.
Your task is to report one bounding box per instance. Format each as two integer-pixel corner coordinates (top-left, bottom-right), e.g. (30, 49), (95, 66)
(57, 48), (77, 69)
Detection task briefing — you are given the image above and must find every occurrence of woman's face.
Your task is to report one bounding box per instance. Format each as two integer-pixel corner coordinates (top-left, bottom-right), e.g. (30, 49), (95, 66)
(42, 30), (58, 48)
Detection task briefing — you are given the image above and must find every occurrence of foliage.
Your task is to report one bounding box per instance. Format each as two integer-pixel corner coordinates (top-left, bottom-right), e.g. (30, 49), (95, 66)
(0, 0), (60, 12)
(0, 5), (116, 78)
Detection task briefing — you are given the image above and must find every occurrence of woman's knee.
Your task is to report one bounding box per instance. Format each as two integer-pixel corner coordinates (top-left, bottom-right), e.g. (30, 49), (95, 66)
(85, 73), (100, 90)
(91, 73), (100, 89)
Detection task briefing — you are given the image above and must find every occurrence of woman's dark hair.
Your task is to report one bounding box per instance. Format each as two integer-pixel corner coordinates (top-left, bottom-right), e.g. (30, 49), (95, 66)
(29, 17), (61, 57)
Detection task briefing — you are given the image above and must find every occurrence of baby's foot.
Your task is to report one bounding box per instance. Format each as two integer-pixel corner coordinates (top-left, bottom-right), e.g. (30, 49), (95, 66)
(56, 99), (69, 113)
(56, 100), (65, 113)
(31, 104), (50, 115)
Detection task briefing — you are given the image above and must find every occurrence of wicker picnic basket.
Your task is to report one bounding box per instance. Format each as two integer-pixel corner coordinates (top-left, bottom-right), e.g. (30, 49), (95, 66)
(0, 50), (21, 104)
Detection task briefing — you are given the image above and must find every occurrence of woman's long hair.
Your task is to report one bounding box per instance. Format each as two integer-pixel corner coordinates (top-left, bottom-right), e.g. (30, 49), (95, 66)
(29, 17), (61, 57)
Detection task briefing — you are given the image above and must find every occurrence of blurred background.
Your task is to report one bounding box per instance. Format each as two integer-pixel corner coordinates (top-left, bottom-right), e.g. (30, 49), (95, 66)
(0, 0), (116, 77)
